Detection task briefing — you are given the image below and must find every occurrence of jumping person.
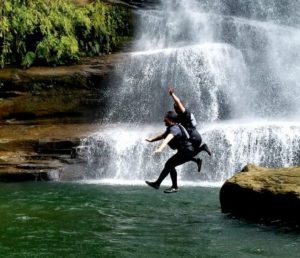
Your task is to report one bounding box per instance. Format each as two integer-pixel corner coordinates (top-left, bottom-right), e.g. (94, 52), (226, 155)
(145, 111), (195, 193)
(169, 88), (211, 172)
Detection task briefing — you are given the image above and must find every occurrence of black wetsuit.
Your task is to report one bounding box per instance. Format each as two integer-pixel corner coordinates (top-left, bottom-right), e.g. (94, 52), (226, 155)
(155, 124), (194, 188)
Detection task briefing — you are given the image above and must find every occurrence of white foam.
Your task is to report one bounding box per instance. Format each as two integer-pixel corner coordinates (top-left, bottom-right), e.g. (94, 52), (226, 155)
(79, 121), (300, 183)
(78, 0), (300, 184)
(77, 179), (223, 188)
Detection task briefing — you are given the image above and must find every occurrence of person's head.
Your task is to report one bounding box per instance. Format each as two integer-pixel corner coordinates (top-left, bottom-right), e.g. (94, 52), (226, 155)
(174, 102), (184, 114)
(164, 111), (177, 126)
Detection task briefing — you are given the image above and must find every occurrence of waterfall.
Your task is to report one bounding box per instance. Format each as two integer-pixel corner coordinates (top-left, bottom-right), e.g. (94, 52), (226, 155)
(80, 0), (300, 185)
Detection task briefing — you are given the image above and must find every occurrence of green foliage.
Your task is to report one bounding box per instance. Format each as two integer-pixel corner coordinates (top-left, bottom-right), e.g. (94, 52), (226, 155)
(22, 51), (36, 68)
(0, 0), (132, 68)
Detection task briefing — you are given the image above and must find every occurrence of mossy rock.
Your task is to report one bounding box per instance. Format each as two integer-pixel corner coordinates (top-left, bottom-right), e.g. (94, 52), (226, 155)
(220, 164), (300, 225)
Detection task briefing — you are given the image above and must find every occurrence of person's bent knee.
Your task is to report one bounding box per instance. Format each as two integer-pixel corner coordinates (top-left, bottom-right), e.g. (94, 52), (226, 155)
(164, 160), (176, 170)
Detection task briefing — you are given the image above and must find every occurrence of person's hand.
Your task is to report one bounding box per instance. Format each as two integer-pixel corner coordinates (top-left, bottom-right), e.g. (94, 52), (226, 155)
(168, 87), (175, 95)
(145, 138), (153, 142)
(152, 149), (162, 155)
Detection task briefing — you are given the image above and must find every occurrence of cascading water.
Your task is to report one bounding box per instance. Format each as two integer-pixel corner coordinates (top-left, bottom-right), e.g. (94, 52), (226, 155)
(80, 0), (300, 185)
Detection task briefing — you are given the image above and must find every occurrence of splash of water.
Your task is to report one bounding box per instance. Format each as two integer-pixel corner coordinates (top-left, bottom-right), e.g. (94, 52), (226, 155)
(80, 0), (300, 184)
(79, 121), (300, 184)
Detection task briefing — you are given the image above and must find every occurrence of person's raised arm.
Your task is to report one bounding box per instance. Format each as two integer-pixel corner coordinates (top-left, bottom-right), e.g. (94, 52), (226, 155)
(168, 87), (185, 113)
(153, 133), (174, 154)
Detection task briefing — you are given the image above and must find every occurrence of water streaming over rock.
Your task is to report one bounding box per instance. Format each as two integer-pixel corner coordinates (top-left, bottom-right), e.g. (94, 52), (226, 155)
(80, 0), (300, 184)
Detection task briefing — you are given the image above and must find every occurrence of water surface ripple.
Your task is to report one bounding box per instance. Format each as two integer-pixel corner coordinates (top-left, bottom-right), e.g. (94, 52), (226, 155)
(1, 183), (300, 257)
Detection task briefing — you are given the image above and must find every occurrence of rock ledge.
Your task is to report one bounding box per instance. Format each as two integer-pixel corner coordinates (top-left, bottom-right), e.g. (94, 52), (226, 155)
(220, 164), (300, 225)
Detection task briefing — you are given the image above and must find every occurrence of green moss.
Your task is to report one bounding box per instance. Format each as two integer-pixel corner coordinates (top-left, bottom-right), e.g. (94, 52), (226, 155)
(0, 0), (132, 68)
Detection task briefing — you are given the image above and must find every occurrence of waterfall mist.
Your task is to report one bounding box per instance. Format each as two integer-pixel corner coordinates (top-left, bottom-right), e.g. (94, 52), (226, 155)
(80, 0), (300, 184)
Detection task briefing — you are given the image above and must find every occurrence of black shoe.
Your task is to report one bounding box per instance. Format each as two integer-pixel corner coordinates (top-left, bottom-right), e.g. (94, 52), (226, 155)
(202, 143), (212, 156)
(145, 181), (159, 190)
(196, 158), (202, 172)
(164, 187), (178, 193)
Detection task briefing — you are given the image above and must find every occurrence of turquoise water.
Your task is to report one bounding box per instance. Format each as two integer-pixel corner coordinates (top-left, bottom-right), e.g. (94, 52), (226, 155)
(0, 183), (300, 258)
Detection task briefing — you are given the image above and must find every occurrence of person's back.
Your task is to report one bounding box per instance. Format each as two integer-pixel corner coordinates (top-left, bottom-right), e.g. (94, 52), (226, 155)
(176, 109), (197, 130)
(169, 87), (211, 172)
(176, 108), (202, 148)
(167, 123), (193, 151)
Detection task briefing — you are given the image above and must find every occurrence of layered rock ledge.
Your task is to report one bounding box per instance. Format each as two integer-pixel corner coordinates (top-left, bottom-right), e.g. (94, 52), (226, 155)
(0, 54), (127, 123)
(0, 54), (122, 181)
(220, 164), (300, 225)
(0, 123), (99, 182)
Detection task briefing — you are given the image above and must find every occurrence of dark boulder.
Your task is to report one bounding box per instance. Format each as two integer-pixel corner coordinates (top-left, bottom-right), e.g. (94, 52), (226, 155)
(220, 164), (300, 225)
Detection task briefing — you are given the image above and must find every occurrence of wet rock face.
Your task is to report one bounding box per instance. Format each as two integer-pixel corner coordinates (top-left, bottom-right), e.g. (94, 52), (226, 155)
(0, 124), (99, 182)
(0, 54), (126, 123)
(220, 164), (300, 225)
(0, 137), (78, 182)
